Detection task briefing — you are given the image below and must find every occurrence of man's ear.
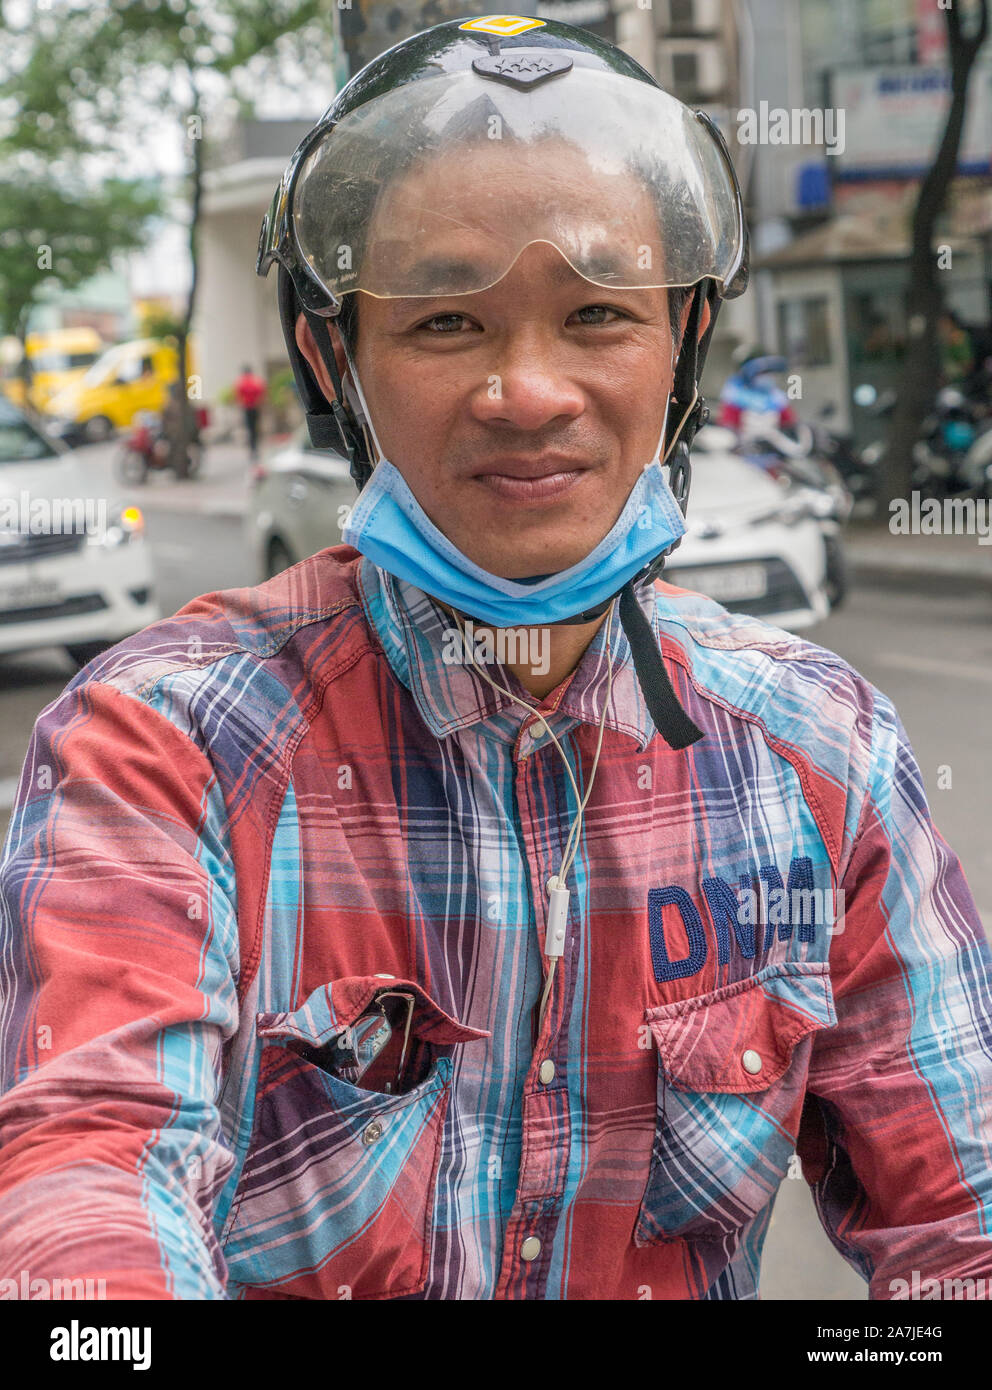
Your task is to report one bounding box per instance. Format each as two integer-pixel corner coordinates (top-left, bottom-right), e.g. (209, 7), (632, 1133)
(676, 292), (712, 354)
(294, 311), (349, 405)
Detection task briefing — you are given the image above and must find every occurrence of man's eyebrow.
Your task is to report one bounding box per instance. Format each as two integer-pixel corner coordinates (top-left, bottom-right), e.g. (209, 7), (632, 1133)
(397, 255), (496, 285)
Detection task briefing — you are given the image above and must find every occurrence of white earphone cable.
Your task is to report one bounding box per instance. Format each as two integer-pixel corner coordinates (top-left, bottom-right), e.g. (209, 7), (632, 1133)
(449, 599), (618, 1037)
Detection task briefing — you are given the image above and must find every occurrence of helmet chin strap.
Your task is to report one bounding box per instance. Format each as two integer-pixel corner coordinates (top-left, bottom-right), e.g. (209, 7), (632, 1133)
(300, 303), (375, 489)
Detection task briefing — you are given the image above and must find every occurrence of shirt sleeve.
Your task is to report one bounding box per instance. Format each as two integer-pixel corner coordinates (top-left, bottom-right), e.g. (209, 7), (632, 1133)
(0, 678), (241, 1299)
(797, 682), (992, 1299)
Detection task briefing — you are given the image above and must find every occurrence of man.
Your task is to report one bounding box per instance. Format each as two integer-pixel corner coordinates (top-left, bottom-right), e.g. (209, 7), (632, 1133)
(233, 363), (266, 459)
(717, 347), (798, 438)
(1, 15), (990, 1303)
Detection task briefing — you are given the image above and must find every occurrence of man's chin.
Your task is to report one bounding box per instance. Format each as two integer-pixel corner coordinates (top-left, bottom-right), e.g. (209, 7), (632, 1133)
(468, 552), (583, 581)
(445, 520), (603, 580)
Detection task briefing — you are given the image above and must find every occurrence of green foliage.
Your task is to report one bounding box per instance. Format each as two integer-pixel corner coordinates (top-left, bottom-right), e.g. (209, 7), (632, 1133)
(0, 174), (161, 339)
(0, 1), (339, 349)
(267, 365), (296, 408)
(139, 304), (186, 341)
(0, 1), (335, 158)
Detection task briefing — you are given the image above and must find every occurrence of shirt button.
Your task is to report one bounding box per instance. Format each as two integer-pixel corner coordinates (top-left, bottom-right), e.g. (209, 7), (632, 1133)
(362, 1120), (383, 1146)
(520, 1236), (542, 1262)
(538, 1059), (555, 1085)
(741, 1049), (763, 1075)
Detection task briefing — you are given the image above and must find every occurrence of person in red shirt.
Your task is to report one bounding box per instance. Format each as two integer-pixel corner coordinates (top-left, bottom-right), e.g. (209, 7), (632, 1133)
(233, 364), (266, 459)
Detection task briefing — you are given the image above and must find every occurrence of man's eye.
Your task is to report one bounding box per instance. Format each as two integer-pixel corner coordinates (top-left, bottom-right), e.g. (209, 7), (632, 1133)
(419, 314), (468, 333)
(570, 305), (626, 325)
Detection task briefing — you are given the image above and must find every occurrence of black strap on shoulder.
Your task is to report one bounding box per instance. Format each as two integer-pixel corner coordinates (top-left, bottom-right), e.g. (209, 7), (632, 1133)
(618, 579), (703, 750)
(550, 572), (705, 749)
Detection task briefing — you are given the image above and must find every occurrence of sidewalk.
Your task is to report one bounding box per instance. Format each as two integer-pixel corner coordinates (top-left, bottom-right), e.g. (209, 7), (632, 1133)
(845, 516), (992, 592)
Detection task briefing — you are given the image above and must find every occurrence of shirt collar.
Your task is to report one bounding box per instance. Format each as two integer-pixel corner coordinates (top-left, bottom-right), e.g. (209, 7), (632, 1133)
(356, 555), (663, 751)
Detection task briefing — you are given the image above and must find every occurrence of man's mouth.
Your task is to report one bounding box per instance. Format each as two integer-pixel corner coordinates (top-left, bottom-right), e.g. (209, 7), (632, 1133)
(471, 457), (591, 503)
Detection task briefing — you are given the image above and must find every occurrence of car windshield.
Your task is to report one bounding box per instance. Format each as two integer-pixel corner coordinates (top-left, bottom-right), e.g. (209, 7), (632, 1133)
(31, 351), (100, 373)
(0, 398), (59, 462)
(78, 350), (127, 387)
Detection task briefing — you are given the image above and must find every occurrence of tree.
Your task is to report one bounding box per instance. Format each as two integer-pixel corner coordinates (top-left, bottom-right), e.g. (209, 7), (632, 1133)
(1, 0), (340, 468)
(0, 171), (160, 404)
(878, 0), (989, 508)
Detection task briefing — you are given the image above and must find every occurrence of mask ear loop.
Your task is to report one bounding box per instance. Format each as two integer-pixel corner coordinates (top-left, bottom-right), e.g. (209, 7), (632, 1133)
(340, 337), (386, 468)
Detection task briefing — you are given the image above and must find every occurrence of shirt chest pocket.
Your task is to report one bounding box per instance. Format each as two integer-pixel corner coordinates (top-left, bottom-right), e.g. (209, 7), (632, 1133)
(634, 961), (835, 1248)
(221, 976), (490, 1300)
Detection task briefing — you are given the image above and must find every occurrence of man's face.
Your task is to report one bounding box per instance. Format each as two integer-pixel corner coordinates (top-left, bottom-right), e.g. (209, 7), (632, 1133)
(305, 143), (700, 579)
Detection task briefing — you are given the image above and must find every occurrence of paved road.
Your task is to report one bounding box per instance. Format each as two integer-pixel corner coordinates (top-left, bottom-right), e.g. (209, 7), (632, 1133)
(0, 512), (988, 1300)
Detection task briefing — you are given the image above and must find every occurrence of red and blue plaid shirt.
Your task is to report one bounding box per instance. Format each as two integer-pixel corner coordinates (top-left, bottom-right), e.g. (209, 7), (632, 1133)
(1, 546), (990, 1300)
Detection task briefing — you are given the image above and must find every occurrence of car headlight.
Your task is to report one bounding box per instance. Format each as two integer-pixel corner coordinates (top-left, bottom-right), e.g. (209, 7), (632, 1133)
(87, 503), (145, 548)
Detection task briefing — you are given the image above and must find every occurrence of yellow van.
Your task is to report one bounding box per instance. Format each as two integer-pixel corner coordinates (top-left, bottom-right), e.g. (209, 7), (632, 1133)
(44, 337), (195, 445)
(0, 327), (104, 412)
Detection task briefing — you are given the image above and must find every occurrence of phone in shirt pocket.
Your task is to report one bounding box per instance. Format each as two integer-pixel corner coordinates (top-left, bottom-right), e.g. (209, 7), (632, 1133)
(221, 975), (490, 1300)
(634, 959), (836, 1248)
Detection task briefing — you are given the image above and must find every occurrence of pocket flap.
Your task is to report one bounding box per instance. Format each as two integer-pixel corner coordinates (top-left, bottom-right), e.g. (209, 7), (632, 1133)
(256, 976), (492, 1048)
(643, 961), (835, 1093)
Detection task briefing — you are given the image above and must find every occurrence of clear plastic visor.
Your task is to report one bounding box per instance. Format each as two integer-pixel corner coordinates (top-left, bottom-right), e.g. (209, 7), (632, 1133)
(291, 68), (744, 301)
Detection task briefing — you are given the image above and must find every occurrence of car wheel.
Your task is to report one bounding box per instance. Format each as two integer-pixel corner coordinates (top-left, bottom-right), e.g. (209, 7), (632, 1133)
(65, 640), (112, 671)
(266, 538), (295, 579)
(83, 415), (114, 444)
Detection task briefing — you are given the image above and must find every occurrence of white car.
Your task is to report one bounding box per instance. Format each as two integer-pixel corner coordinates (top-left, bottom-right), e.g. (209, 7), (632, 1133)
(247, 425), (830, 630)
(664, 425), (830, 629)
(0, 398), (159, 666)
(247, 428), (355, 581)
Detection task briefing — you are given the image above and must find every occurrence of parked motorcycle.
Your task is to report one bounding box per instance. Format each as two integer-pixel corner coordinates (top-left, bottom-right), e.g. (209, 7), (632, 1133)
(857, 378), (992, 501)
(730, 423), (853, 610)
(807, 402), (880, 506)
(114, 409), (203, 484)
(911, 387), (988, 498)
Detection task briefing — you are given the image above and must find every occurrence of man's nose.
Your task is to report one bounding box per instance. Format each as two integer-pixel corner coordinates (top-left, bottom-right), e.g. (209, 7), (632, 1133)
(470, 331), (585, 431)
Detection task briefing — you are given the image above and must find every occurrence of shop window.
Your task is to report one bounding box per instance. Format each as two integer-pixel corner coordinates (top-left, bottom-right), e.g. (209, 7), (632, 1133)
(776, 296), (832, 367)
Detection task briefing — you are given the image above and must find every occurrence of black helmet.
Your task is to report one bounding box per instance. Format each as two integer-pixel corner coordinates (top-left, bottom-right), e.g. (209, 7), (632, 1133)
(256, 14), (751, 748)
(258, 14), (748, 483)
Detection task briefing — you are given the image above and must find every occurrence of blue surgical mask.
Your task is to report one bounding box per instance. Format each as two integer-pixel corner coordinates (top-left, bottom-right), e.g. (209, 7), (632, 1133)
(338, 337), (686, 625)
(341, 455), (685, 629)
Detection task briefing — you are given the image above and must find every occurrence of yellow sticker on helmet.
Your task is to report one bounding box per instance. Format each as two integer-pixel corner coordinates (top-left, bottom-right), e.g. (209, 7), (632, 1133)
(459, 15), (547, 37)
